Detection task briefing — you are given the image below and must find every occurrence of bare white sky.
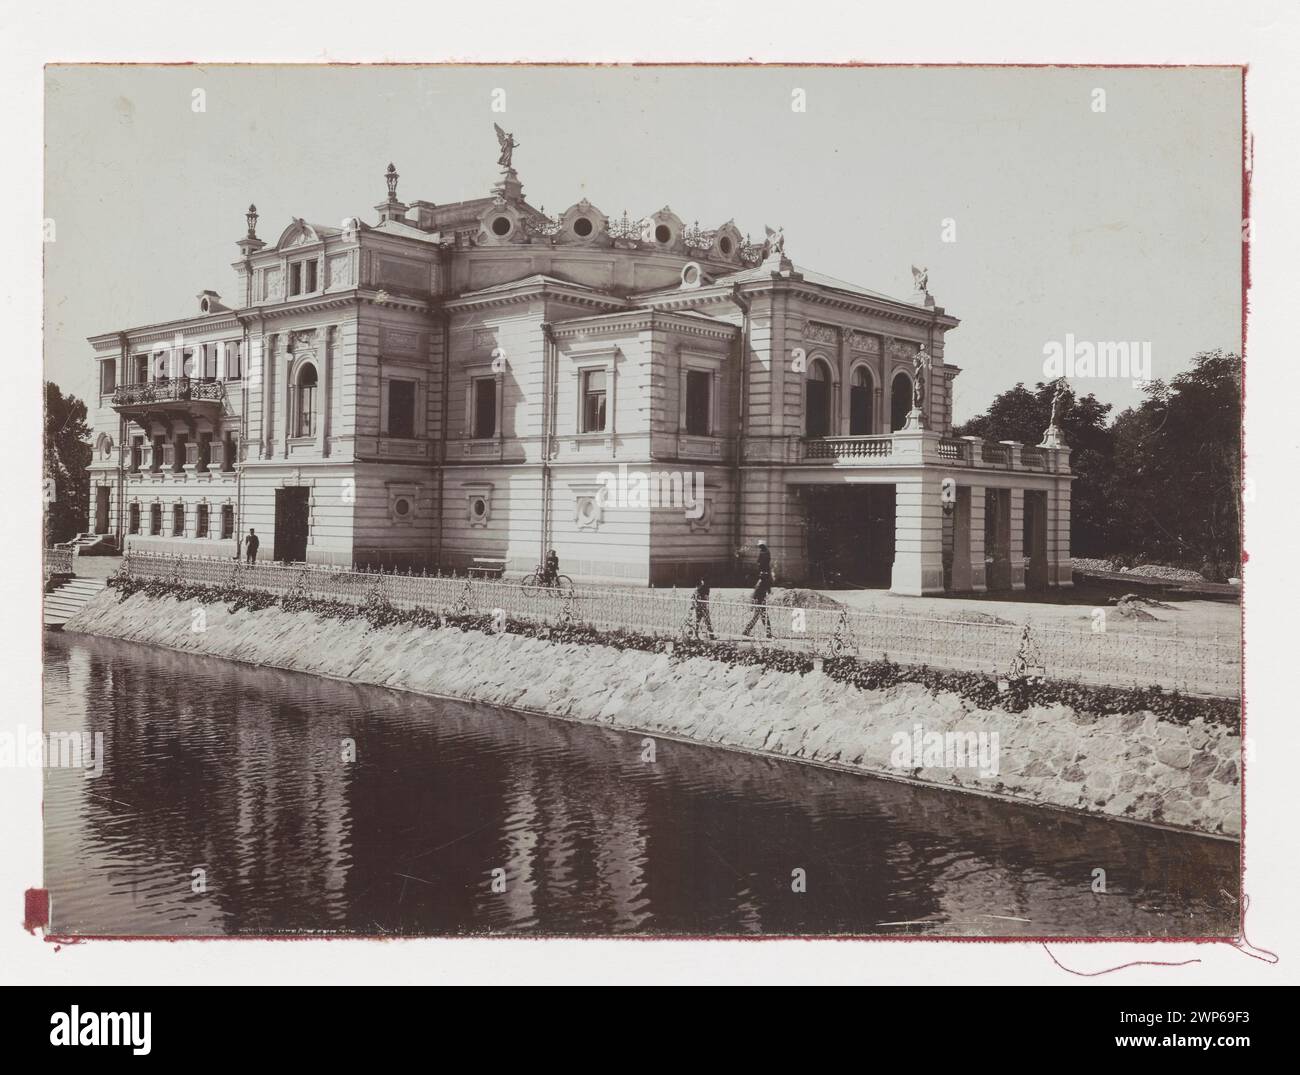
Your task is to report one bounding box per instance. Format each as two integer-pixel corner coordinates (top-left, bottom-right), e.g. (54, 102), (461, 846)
(43, 64), (1242, 421)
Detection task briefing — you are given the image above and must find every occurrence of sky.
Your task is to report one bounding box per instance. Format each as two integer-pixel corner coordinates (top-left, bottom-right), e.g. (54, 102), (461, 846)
(43, 64), (1243, 423)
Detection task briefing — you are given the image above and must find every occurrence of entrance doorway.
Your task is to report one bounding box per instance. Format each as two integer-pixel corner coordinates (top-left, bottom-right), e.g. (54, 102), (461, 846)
(273, 487), (310, 563)
(94, 486), (110, 535)
(803, 485), (895, 586)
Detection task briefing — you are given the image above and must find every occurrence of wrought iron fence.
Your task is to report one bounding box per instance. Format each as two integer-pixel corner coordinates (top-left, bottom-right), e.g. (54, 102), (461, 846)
(45, 548), (74, 580)
(119, 553), (1242, 699)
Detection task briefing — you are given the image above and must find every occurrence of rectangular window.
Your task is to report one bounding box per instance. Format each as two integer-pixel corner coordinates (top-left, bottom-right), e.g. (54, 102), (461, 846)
(202, 344), (218, 381)
(196, 503), (209, 538)
(183, 349), (195, 380)
(225, 341), (242, 380)
(581, 369), (607, 433)
(172, 503), (185, 536)
(472, 378), (496, 439)
(128, 504), (140, 535)
(100, 360), (117, 395)
(387, 379), (416, 439)
(685, 370), (711, 436)
(289, 260), (317, 296)
(133, 355), (148, 384)
(130, 436), (143, 474)
(150, 504), (162, 535)
(221, 504), (234, 539)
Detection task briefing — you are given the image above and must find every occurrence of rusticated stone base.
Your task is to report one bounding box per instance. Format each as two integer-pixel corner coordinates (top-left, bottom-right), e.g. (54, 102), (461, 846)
(65, 591), (1241, 838)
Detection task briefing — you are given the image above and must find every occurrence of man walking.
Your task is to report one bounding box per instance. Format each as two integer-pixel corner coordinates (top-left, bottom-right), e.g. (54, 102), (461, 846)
(742, 540), (774, 639)
(691, 578), (715, 640)
(243, 527), (260, 565)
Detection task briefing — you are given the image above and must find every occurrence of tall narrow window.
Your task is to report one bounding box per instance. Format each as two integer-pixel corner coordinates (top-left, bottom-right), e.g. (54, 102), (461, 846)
(150, 503), (162, 535)
(581, 369), (607, 433)
(685, 370), (711, 436)
(133, 355), (148, 384)
(130, 436), (143, 474)
(387, 379), (416, 438)
(289, 262), (303, 296)
(472, 378), (496, 439)
(891, 372), (912, 433)
(850, 367), (873, 436)
(128, 504), (140, 535)
(805, 361), (831, 438)
(294, 365), (318, 437)
(196, 503), (209, 538)
(100, 360), (116, 395)
(225, 341), (242, 380)
(221, 504), (234, 539)
(202, 344), (218, 381)
(172, 503), (185, 536)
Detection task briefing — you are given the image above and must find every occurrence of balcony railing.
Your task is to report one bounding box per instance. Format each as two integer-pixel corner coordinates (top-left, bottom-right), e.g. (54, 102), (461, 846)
(937, 438), (969, 462)
(803, 435), (894, 461)
(980, 442), (1011, 466)
(112, 377), (225, 409)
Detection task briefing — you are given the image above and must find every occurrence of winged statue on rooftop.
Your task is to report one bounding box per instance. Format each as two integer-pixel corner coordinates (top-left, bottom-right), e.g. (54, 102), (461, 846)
(494, 124), (519, 171)
(760, 224), (785, 260)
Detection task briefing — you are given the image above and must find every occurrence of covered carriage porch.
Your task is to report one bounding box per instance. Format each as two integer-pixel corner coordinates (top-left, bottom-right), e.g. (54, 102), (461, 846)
(785, 466), (1072, 597)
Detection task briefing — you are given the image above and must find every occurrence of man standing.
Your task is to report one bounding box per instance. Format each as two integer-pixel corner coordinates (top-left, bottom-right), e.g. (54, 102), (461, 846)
(244, 528), (260, 565)
(691, 578), (715, 640)
(742, 541), (774, 639)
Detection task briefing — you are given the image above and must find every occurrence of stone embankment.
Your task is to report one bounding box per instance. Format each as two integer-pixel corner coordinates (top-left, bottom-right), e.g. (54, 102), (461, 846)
(65, 590), (1241, 838)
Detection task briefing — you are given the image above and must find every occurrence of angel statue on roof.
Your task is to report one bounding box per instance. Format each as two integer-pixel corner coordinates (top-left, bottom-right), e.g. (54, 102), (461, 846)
(911, 264), (929, 293)
(761, 225), (786, 261)
(494, 124), (519, 171)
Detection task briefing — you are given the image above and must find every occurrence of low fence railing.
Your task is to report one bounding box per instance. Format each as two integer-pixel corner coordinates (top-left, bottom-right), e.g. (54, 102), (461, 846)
(117, 553), (1242, 699)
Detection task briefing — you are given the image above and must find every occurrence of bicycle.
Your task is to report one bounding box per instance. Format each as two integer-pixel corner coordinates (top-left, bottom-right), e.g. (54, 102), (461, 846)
(521, 567), (574, 598)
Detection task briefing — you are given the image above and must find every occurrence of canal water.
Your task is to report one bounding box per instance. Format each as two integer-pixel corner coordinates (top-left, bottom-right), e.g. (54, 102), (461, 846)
(42, 632), (1238, 938)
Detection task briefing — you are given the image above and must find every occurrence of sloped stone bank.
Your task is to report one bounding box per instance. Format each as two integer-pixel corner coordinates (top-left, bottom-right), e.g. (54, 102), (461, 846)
(65, 591), (1241, 838)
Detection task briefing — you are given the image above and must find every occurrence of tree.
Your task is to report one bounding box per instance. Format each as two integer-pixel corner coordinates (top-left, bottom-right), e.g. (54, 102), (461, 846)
(44, 381), (92, 545)
(954, 380), (1115, 556)
(1106, 351), (1241, 573)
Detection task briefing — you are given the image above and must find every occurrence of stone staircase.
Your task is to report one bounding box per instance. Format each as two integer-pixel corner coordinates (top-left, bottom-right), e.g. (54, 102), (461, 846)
(44, 577), (107, 629)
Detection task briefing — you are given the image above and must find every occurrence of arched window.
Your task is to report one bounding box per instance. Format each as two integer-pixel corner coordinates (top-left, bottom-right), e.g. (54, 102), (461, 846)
(890, 371), (913, 432)
(850, 367), (873, 436)
(805, 359), (833, 438)
(294, 364), (318, 438)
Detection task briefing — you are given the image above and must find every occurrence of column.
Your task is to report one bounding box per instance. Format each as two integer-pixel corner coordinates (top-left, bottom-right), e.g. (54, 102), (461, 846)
(838, 330), (851, 434)
(1009, 487), (1026, 590)
(890, 471), (946, 596)
(1047, 478), (1073, 587)
(968, 483), (987, 591)
(951, 485), (972, 591)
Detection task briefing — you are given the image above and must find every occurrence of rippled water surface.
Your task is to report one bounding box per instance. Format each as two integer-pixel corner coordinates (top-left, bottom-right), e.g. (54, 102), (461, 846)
(42, 632), (1238, 937)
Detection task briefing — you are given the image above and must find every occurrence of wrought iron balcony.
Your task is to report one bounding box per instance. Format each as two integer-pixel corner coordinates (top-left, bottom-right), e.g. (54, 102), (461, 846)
(112, 377), (225, 415)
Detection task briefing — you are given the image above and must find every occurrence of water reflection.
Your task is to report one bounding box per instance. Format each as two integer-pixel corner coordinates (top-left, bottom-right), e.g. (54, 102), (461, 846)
(43, 633), (1238, 937)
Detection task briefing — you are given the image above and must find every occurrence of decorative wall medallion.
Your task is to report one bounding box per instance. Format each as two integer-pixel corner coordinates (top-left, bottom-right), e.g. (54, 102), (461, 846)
(687, 498), (713, 533)
(569, 482), (606, 531)
(462, 481), (493, 527)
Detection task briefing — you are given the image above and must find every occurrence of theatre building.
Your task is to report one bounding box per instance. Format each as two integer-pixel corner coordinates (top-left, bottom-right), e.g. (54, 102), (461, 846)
(84, 135), (1073, 594)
